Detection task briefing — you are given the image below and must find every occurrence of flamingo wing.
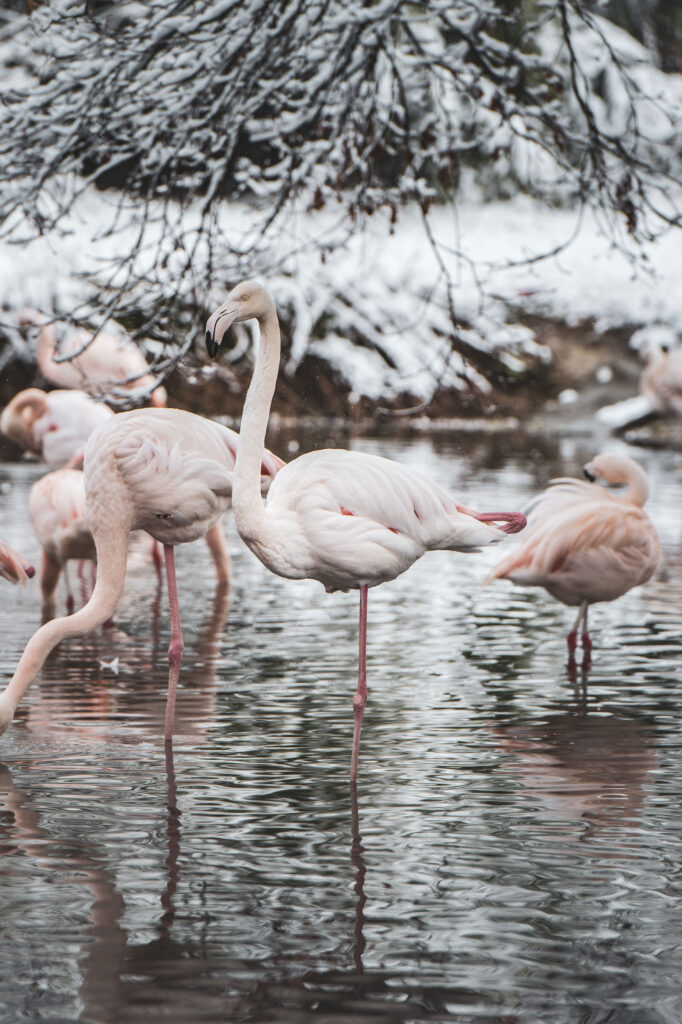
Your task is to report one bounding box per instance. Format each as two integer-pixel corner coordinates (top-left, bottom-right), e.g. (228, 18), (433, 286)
(87, 409), (235, 543)
(488, 499), (660, 604)
(260, 449), (508, 590)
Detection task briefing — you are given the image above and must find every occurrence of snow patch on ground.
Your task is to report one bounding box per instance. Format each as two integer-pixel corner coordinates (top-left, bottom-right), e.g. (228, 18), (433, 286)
(1, 186), (682, 402)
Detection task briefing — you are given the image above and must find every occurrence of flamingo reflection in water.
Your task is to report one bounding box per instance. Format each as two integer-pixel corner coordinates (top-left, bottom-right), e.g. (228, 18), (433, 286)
(12, 576), (230, 743)
(494, 711), (658, 844)
(0, 756), (373, 1019)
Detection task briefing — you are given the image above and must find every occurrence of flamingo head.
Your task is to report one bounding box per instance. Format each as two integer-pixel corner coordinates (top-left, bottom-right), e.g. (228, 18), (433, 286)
(205, 280), (274, 359)
(583, 452), (649, 507)
(583, 453), (634, 485)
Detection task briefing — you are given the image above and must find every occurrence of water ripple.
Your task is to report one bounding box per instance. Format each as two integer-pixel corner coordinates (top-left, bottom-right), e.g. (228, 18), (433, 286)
(0, 436), (682, 1021)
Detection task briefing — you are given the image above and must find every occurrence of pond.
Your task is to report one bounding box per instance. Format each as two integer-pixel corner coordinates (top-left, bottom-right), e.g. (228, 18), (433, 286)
(0, 427), (681, 1024)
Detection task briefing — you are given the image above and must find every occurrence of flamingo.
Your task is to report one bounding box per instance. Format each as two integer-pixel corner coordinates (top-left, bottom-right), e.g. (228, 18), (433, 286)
(19, 308), (167, 407)
(0, 540), (35, 585)
(1, 387), (113, 469)
(204, 280), (526, 780)
(640, 339), (682, 416)
(28, 468), (97, 618)
(0, 408), (284, 740)
(1, 387), (236, 583)
(597, 336), (682, 430)
(485, 453), (661, 662)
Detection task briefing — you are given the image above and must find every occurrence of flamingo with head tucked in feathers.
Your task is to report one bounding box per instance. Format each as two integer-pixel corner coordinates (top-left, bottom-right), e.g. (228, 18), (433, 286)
(1, 387), (113, 469)
(485, 452), (660, 662)
(204, 280), (526, 780)
(19, 308), (167, 407)
(0, 409), (284, 741)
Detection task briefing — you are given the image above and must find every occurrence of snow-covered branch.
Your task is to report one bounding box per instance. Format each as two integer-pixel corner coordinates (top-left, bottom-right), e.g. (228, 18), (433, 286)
(0, 0), (680, 407)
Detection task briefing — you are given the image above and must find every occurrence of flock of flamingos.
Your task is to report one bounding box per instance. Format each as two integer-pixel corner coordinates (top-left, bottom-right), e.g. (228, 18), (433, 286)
(0, 281), (665, 779)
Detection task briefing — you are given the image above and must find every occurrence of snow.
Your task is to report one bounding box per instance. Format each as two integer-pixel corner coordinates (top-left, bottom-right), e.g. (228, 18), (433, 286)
(1, 183), (682, 403)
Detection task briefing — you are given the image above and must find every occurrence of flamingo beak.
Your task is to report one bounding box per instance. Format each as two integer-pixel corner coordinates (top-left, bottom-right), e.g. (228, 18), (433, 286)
(24, 564), (35, 580)
(205, 303), (240, 360)
(583, 466), (596, 482)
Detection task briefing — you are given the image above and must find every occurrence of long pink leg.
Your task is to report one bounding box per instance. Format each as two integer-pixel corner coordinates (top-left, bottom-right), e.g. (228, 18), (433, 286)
(567, 602), (587, 663)
(151, 540), (163, 581)
(163, 545), (184, 742)
(581, 604), (592, 668)
(350, 585), (369, 782)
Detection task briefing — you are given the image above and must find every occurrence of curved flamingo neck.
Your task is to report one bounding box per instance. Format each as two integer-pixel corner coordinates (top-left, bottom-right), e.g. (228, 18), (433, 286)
(622, 464), (649, 508)
(232, 307), (281, 547)
(35, 322), (57, 378)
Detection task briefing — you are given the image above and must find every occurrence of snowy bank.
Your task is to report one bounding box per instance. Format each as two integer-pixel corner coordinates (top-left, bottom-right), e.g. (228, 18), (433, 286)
(0, 185), (681, 415)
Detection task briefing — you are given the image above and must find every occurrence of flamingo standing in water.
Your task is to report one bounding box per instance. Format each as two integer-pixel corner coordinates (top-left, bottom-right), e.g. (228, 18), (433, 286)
(205, 280), (526, 780)
(640, 340), (682, 416)
(0, 409), (284, 740)
(0, 386), (232, 581)
(1, 387), (113, 469)
(28, 468), (96, 618)
(485, 453), (661, 662)
(0, 541), (35, 585)
(19, 308), (167, 407)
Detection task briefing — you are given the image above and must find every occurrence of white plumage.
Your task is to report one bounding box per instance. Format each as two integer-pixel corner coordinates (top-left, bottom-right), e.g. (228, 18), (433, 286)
(262, 448), (508, 591)
(1, 388), (113, 469)
(205, 280), (526, 779)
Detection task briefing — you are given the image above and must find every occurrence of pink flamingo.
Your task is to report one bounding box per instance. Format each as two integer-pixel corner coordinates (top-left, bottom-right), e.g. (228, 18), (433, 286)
(485, 453), (661, 662)
(0, 408), (284, 740)
(640, 340), (682, 416)
(1, 387), (113, 469)
(19, 308), (167, 407)
(1, 388), (234, 586)
(28, 468), (96, 618)
(0, 540), (35, 586)
(205, 280), (526, 780)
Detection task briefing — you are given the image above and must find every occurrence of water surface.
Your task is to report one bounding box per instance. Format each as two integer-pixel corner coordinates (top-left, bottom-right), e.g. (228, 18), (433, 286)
(1, 431), (681, 1023)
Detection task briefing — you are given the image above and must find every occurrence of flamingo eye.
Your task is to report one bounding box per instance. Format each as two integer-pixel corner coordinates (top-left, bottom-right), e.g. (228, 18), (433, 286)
(241, 294), (249, 302)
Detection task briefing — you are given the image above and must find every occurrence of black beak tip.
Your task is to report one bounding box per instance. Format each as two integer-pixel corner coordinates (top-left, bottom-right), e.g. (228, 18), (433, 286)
(583, 467), (596, 482)
(206, 331), (219, 360)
